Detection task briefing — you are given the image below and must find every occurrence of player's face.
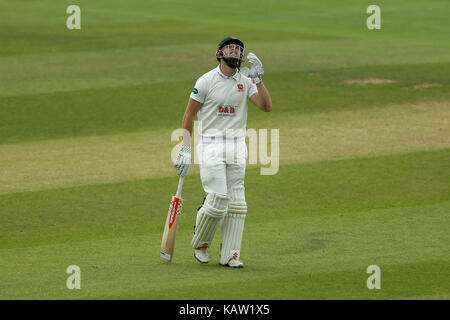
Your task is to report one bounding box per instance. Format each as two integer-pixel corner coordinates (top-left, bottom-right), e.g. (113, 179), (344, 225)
(221, 44), (242, 59)
(219, 43), (245, 69)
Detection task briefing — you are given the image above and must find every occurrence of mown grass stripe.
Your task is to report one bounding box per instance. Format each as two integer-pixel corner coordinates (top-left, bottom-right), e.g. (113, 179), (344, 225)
(1, 62), (449, 145)
(1, 149), (448, 250)
(1, 100), (448, 194)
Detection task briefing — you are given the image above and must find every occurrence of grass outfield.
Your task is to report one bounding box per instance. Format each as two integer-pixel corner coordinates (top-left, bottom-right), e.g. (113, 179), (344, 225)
(0, 0), (449, 299)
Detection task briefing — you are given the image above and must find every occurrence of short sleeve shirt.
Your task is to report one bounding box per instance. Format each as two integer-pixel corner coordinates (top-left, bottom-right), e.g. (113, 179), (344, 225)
(190, 65), (258, 139)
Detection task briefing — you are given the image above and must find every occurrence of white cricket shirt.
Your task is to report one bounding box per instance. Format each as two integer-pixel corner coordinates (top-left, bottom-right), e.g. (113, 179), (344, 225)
(190, 65), (258, 139)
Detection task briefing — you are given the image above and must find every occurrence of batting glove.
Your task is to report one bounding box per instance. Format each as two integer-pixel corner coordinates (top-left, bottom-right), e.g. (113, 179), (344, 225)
(246, 52), (264, 84)
(174, 144), (191, 176)
(240, 66), (263, 84)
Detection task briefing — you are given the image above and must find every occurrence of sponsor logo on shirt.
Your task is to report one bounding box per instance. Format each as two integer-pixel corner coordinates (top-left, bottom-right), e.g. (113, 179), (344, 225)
(192, 88), (198, 94)
(217, 105), (237, 116)
(237, 83), (244, 92)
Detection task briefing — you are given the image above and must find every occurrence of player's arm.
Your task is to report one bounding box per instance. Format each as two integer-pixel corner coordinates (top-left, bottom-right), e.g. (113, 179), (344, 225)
(181, 98), (203, 145)
(174, 98), (202, 176)
(174, 81), (204, 177)
(243, 52), (272, 112)
(250, 84), (272, 112)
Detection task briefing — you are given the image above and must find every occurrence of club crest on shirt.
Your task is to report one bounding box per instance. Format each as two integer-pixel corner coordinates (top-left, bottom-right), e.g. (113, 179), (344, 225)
(237, 84), (244, 92)
(217, 105), (237, 116)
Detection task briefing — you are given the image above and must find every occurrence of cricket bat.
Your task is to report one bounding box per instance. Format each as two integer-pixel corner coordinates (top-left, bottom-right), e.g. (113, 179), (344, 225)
(160, 176), (184, 262)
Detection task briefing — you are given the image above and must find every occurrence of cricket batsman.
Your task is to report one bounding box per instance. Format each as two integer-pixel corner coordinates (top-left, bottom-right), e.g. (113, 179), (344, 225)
(174, 37), (272, 268)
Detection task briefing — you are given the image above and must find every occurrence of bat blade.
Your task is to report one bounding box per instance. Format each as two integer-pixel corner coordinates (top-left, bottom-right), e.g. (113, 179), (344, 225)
(160, 195), (183, 262)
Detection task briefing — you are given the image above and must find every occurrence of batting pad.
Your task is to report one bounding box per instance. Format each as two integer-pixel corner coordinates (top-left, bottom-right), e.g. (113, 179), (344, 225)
(220, 186), (247, 265)
(228, 185), (247, 213)
(191, 193), (228, 249)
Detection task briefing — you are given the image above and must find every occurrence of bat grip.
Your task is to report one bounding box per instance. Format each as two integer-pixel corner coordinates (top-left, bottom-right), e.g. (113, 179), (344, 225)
(175, 176), (184, 199)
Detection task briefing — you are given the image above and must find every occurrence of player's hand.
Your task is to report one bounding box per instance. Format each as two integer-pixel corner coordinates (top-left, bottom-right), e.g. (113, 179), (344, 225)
(174, 144), (191, 176)
(247, 52), (264, 76)
(241, 52), (263, 84)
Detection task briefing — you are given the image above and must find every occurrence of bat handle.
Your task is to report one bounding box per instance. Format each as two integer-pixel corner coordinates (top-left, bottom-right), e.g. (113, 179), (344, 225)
(175, 175), (184, 199)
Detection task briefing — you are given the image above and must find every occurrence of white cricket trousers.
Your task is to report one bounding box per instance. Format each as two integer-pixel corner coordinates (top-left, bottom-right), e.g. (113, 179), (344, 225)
(192, 137), (248, 263)
(197, 137), (247, 196)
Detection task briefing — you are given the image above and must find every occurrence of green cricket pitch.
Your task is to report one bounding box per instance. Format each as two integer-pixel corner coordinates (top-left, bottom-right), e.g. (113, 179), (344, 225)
(0, 0), (449, 299)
